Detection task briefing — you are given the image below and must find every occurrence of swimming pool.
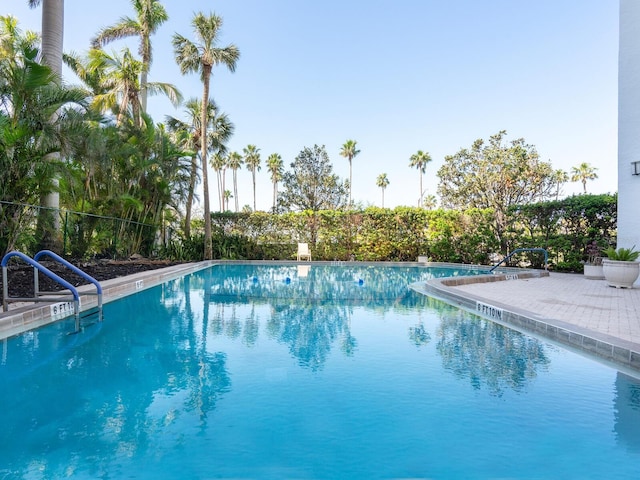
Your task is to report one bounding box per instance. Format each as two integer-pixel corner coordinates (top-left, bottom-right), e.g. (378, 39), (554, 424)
(1, 264), (639, 479)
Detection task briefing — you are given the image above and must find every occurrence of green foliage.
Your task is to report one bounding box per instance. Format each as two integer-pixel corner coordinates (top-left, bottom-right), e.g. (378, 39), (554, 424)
(437, 131), (560, 253)
(278, 145), (348, 212)
(603, 246), (639, 262)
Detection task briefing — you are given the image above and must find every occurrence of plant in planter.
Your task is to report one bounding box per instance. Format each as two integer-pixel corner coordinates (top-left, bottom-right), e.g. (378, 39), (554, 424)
(583, 240), (604, 280)
(602, 246), (640, 288)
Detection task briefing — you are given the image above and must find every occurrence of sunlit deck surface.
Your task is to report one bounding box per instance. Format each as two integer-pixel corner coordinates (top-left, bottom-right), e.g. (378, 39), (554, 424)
(1, 261), (639, 374)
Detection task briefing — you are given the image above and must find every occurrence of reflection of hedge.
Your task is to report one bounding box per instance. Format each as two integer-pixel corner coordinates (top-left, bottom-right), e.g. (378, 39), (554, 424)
(206, 194), (616, 269)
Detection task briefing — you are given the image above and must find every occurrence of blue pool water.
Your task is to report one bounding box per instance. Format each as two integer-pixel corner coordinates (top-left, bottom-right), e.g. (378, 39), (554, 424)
(1, 264), (639, 479)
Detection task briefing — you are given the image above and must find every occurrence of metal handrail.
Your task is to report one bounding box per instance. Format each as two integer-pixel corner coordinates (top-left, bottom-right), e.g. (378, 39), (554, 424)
(489, 248), (548, 273)
(2, 251), (81, 331)
(34, 250), (103, 321)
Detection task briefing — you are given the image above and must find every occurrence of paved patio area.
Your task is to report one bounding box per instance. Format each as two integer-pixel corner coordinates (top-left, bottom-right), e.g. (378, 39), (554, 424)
(453, 272), (640, 345)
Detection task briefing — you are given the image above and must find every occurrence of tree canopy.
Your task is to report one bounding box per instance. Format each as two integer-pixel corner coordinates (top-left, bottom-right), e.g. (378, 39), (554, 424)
(437, 130), (559, 252)
(278, 145), (348, 212)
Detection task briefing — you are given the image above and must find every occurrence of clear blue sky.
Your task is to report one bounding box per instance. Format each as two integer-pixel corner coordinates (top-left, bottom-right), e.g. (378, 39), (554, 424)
(5, 0), (619, 211)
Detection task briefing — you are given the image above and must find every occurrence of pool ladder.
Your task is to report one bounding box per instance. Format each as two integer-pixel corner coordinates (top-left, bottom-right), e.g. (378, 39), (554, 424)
(1, 250), (103, 333)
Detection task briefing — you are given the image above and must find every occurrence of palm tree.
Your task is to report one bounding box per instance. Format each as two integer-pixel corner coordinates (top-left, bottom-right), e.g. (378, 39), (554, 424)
(570, 162), (598, 194)
(376, 173), (389, 208)
(211, 152), (227, 212)
(409, 150), (432, 207)
(340, 139), (360, 206)
(223, 189), (232, 211)
(88, 47), (181, 127)
(173, 12), (240, 260)
(28, 0), (65, 249)
(227, 151), (243, 212)
(91, 0), (168, 113)
(266, 153), (284, 212)
(243, 144), (261, 211)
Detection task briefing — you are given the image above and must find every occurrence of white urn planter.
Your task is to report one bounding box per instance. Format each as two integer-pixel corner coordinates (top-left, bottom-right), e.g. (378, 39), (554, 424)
(602, 259), (640, 288)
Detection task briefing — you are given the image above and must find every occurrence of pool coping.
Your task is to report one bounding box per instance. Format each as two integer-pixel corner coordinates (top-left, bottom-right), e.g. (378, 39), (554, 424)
(412, 269), (640, 374)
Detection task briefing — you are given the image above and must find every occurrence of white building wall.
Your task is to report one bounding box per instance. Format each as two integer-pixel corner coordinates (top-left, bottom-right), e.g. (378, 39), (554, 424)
(618, 0), (640, 252)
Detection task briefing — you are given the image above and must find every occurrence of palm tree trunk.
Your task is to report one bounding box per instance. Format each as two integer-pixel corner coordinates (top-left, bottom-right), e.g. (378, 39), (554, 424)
(184, 155), (197, 238)
(272, 180), (277, 211)
(233, 170), (239, 212)
(38, 0), (65, 251)
(201, 68), (212, 260)
(348, 159), (352, 207)
(140, 69), (148, 113)
(252, 170), (257, 211)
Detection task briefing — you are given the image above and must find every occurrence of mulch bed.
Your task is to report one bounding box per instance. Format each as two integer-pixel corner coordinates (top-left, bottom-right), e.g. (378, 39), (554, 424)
(0, 259), (182, 304)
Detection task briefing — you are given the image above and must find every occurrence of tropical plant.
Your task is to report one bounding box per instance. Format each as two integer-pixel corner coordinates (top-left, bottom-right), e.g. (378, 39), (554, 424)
(173, 11), (240, 259)
(340, 139), (360, 207)
(243, 144), (261, 211)
(87, 47), (182, 127)
(375, 173), (389, 208)
(570, 162), (598, 194)
(91, 0), (169, 113)
(266, 153), (284, 212)
(409, 150), (432, 207)
(603, 246), (639, 262)
(1, 16), (90, 254)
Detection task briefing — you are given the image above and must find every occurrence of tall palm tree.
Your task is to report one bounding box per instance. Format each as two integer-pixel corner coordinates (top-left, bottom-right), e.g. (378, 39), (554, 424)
(28, 0), (65, 249)
(211, 152), (227, 212)
(227, 151), (243, 212)
(243, 144), (261, 211)
(164, 99), (202, 238)
(340, 139), (360, 207)
(409, 150), (432, 207)
(266, 153), (284, 212)
(570, 162), (598, 194)
(173, 12), (240, 259)
(91, 0), (168, 113)
(376, 173), (389, 208)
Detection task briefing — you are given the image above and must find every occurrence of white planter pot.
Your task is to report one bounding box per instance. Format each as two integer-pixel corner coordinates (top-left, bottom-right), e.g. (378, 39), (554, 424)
(602, 259), (640, 288)
(584, 264), (604, 280)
